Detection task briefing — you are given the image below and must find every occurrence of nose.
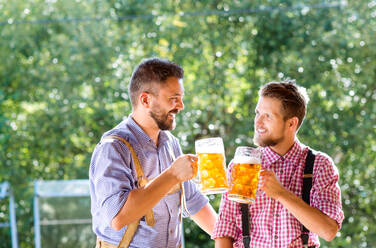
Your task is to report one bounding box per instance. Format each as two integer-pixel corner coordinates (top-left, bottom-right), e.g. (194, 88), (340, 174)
(176, 98), (184, 111)
(255, 115), (263, 127)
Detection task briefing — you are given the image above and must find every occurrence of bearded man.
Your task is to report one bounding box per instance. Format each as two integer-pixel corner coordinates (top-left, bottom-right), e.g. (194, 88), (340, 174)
(90, 58), (217, 248)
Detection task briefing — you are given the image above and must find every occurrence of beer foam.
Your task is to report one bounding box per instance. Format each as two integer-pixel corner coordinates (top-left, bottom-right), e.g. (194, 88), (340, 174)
(195, 137), (224, 154)
(233, 155), (260, 164)
(196, 146), (224, 154)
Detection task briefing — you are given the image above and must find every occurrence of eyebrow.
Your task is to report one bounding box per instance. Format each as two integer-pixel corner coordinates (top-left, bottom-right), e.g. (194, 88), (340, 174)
(169, 92), (184, 97)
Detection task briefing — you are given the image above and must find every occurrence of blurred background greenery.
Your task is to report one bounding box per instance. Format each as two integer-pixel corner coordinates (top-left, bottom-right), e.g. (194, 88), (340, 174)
(0, 0), (375, 247)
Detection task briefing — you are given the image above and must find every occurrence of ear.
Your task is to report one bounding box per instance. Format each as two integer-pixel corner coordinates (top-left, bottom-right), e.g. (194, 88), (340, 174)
(288, 117), (299, 131)
(139, 92), (152, 108)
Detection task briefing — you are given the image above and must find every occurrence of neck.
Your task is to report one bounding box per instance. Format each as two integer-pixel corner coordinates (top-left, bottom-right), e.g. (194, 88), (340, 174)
(131, 109), (160, 145)
(270, 136), (296, 156)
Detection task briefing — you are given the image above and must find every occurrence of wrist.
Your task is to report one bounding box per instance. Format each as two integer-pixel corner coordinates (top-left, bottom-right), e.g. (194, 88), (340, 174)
(276, 188), (292, 202)
(165, 166), (181, 184)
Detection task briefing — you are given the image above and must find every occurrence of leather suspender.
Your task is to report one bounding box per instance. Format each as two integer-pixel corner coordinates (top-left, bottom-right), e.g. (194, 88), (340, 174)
(102, 136), (155, 248)
(301, 149), (315, 246)
(240, 204), (250, 248)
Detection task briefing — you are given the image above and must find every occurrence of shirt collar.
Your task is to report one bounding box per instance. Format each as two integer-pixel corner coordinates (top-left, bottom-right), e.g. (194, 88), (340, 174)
(284, 140), (304, 162)
(126, 115), (170, 146)
(262, 140), (304, 164)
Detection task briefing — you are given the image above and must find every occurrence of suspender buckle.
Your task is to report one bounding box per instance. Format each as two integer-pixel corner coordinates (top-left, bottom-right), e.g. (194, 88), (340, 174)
(301, 232), (309, 245)
(242, 235), (250, 248)
(137, 176), (148, 187)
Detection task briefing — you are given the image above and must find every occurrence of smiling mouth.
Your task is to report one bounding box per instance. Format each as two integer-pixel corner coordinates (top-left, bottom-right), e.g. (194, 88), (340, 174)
(256, 128), (267, 134)
(168, 110), (179, 118)
(168, 111), (178, 120)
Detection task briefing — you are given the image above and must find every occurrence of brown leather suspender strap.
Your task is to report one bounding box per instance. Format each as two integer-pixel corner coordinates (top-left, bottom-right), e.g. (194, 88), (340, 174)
(102, 135), (155, 248)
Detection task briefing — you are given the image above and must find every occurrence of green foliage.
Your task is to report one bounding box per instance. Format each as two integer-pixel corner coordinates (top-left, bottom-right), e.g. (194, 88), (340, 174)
(0, 0), (375, 247)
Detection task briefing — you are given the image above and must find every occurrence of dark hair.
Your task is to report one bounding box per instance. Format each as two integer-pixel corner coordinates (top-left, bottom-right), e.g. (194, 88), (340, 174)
(129, 58), (184, 107)
(259, 79), (309, 128)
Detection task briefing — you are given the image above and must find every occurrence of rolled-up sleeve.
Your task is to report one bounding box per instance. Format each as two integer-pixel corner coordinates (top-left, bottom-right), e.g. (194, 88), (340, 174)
(311, 153), (344, 228)
(183, 180), (208, 217)
(212, 192), (239, 241)
(90, 140), (135, 226)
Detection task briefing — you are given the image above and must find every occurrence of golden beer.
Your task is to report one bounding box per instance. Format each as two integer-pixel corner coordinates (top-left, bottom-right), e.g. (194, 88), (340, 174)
(197, 152), (229, 194)
(228, 147), (261, 203)
(195, 137), (229, 194)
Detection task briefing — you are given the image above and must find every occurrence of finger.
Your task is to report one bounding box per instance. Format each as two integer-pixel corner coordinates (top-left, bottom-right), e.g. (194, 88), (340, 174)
(191, 160), (198, 176)
(260, 169), (273, 175)
(187, 154), (198, 162)
(260, 170), (268, 177)
(259, 173), (268, 181)
(260, 179), (266, 188)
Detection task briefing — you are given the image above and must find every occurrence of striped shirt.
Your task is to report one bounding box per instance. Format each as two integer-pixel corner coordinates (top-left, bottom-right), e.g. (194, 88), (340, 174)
(89, 116), (208, 248)
(212, 140), (344, 247)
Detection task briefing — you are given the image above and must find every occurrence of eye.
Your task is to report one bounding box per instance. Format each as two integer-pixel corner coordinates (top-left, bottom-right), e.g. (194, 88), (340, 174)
(169, 96), (180, 104)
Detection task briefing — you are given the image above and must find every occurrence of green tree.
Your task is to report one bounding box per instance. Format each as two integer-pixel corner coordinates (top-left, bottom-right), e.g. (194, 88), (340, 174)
(0, 0), (375, 247)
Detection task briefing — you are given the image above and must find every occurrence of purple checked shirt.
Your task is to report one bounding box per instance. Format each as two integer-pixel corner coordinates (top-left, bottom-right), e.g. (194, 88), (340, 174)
(89, 116), (208, 248)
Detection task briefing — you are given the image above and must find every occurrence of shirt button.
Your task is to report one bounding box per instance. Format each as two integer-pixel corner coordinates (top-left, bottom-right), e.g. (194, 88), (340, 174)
(170, 229), (173, 234)
(275, 213), (279, 217)
(274, 235), (278, 240)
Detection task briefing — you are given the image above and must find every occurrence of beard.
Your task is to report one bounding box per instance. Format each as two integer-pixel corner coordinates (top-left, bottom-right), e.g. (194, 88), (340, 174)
(149, 105), (178, 131)
(253, 124), (286, 147)
(253, 134), (285, 147)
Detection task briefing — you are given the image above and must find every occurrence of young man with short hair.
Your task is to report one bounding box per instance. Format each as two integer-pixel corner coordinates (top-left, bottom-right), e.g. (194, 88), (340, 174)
(213, 80), (344, 248)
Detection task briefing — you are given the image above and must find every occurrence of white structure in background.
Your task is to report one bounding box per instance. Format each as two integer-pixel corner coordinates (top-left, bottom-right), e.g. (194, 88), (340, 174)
(0, 182), (18, 248)
(33, 179), (187, 248)
(33, 179), (92, 248)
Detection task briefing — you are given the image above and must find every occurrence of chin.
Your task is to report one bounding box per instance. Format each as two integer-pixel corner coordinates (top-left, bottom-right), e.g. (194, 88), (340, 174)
(254, 136), (274, 147)
(164, 121), (175, 131)
(170, 121), (176, 130)
(253, 136), (262, 147)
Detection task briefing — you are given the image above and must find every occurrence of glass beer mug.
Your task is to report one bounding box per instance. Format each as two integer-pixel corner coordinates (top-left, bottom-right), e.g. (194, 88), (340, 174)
(195, 137), (229, 194)
(228, 146), (262, 203)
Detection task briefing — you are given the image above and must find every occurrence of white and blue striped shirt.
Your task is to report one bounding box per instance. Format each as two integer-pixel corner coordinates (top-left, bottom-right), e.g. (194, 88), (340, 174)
(89, 116), (208, 247)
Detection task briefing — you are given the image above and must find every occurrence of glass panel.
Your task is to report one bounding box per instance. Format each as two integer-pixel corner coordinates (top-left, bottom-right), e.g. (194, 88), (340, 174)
(39, 196), (95, 247)
(36, 180), (90, 197)
(36, 180), (95, 247)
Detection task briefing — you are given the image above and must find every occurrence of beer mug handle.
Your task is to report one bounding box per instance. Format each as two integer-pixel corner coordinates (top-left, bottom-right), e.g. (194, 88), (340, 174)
(191, 159), (200, 184)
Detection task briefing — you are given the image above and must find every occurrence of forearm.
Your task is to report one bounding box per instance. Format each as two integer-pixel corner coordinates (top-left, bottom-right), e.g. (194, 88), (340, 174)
(215, 237), (233, 248)
(111, 168), (179, 230)
(191, 203), (217, 235)
(277, 190), (338, 241)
